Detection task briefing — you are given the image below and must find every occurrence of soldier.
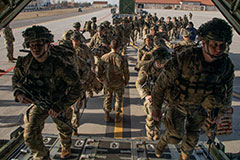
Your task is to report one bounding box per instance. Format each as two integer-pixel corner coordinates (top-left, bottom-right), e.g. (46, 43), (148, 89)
(83, 17), (98, 38)
(152, 18), (234, 160)
(166, 16), (173, 39)
(152, 13), (158, 24)
(89, 26), (110, 58)
(62, 22), (87, 43)
(97, 40), (129, 123)
(164, 29), (196, 52)
(170, 17), (180, 41)
(12, 25), (84, 159)
(112, 19), (124, 46)
(131, 16), (139, 44)
(2, 24), (17, 62)
(144, 15), (151, 35)
(136, 48), (170, 140)
(135, 34), (154, 71)
(138, 14), (145, 40)
(121, 18), (131, 51)
(70, 32), (102, 133)
(150, 26), (168, 49)
(182, 14), (189, 28)
(189, 12), (193, 20)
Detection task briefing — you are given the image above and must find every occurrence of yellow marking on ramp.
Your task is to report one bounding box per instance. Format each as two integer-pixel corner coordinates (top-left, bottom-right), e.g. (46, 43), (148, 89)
(233, 92), (240, 99)
(114, 101), (124, 139)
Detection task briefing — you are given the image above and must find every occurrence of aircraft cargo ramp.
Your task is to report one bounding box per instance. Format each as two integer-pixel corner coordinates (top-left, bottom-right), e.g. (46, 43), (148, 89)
(0, 127), (231, 160)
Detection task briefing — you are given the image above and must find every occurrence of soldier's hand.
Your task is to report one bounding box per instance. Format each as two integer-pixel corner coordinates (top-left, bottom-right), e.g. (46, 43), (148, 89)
(16, 94), (33, 104)
(102, 42), (108, 47)
(145, 95), (152, 103)
(48, 109), (61, 118)
(152, 109), (161, 122)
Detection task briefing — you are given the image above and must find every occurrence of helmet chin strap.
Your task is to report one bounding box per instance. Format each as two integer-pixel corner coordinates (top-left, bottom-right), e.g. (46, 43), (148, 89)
(38, 43), (49, 59)
(204, 41), (224, 60)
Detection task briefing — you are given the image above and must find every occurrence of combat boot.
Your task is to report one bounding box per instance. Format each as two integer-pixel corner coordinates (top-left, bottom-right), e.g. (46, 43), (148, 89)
(104, 112), (110, 122)
(179, 151), (190, 160)
(155, 140), (167, 158)
(60, 147), (71, 159)
(115, 112), (121, 123)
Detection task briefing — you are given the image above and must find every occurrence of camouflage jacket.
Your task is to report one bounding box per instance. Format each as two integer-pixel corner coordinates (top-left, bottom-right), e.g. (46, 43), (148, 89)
(88, 33), (110, 57)
(136, 60), (162, 99)
(2, 26), (15, 42)
(137, 45), (154, 63)
(165, 39), (196, 50)
(97, 51), (129, 88)
(12, 46), (83, 113)
(153, 33), (168, 49)
(75, 44), (94, 67)
(152, 47), (234, 116)
(112, 25), (124, 43)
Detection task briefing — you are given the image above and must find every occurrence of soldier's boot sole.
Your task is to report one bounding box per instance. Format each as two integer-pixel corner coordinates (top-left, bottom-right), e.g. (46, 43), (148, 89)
(115, 112), (121, 123)
(104, 112), (111, 122)
(60, 147), (71, 159)
(155, 140), (167, 158)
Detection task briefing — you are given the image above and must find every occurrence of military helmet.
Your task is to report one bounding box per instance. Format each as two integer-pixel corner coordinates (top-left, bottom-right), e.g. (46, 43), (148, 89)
(167, 16), (171, 19)
(197, 18), (233, 44)
(97, 25), (104, 31)
(102, 21), (110, 27)
(152, 47), (170, 63)
(144, 34), (153, 40)
(182, 29), (191, 37)
(73, 22), (81, 28)
(159, 25), (166, 31)
(22, 25), (54, 48)
(70, 31), (81, 40)
(91, 17), (97, 21)
(113, 19), (119, 24)
(151, 25), (158, 31)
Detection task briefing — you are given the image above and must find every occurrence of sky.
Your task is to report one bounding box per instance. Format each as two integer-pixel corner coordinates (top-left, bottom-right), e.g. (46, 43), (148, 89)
(73, 0), (119, 5)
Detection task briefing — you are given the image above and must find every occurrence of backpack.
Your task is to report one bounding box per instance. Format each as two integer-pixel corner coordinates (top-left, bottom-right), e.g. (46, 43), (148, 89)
(61, 29), (74, 40)
(83, 21), (92, 31)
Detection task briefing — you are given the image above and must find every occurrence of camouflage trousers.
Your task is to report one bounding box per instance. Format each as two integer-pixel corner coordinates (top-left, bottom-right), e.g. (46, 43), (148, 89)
(130, 30), (138, 44)
(170, 28), (179, 41)
(5, 41), (14, 60)
(71, 93), (89, 129)
(24, 104), (72, 160)
(139, 27), (144, 39)
(103, 87), (124, 113)
(144, 100), (160, 139)
(144, 28), (150, 36)
(158, 105), (207, 156)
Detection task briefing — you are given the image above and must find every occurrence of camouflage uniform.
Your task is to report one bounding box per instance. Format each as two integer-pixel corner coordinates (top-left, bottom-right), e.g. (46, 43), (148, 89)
(121, 19), (131, 46)
(12, 26), (84, 160)
(70, 32), (102, 130)
(144, 16), (151, 35)
(136, 48), (170, 140)
(138, 15), (145, 40)
(170, 17), (180, 41)
(90, 17), (98, 37)
(166, 17), (173, 39)
(136, 35), (154, 70)
(165, 30), (196, 51)
(151, 26), (169, 49)
(83, 17), (97, 38)
(62, 22), (87, 43)
(2, 25), (15, 61)
(152, 18), (234, 159)
(88, 27), (110, 58)
(97, 51), (129, 114)
(130, 17), (139, 44)
(112, 19), (124, 45)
